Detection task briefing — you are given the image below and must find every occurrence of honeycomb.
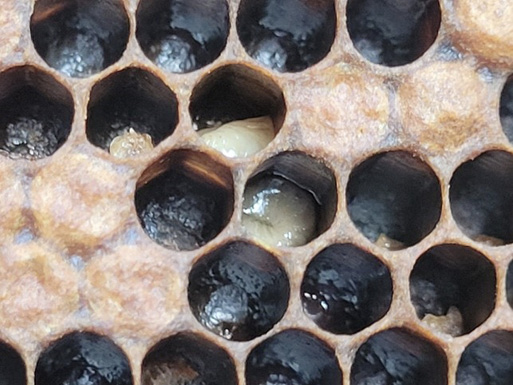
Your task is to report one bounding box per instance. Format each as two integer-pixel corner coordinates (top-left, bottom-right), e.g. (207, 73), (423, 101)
(1, 0), (513, 384)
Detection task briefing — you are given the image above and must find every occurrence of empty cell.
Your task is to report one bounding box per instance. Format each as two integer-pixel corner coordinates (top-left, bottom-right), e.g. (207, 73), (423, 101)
(507, 261), (513, 309)
(136, 0), (229, 73)
(31, 0), (129, 78)
(0, 66), (73, 160)
(457, 331), (513, 385)
(188, 241), (289, 341)
(500, 77), (513, 143)
(450, 150), (513, 245)
(246, 329), (342, 385)
(351, 328), (447, 385)
(410, 244), (495, 336)
(237, 0), (336, 72)
(242, 152), (337, 247)
(135, 150), (233, 251)
(190, 64), (285, 158)
(142, 333), (237, 385)
(346, 151), (442, 249)
(86, 67), (178, 158)
(35, 332), (132, 385)
(346, 0), (441, 66)
(0, 341), (26, 385)
(301, 243), (393, 334)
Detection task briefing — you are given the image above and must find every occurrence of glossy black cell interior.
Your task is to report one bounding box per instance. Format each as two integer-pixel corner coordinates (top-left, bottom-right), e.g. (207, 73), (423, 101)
(236, 0), (336, 72)
(410, 244), (495, 335)
(500, 77), (513, 142)
(87, 67), (178, 151)
(246, 329), (342, 385)
(301, 243), (392, 334)
(135, 150), (234, 251)
(187, 241), (289, 341)
(450, 150), (513, 245)
(0, 341), (26, 385)
(346, 0), (441, 66)
(347, 151), (442, 248)
(141, 333), (237, 385)
(0, 66), (73, 160)
(30, 0), (129, 78)
(35, 332), (133, 385)
(351, 328), (447, 385)
(456, 331), (513, 385)
(189, 64), (286, 131)
(136, 0), (229, 73)
(508, 261), (513, 309)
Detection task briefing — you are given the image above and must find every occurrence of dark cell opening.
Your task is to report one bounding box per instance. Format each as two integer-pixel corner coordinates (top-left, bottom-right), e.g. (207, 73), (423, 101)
(508, 261), (513, 309)
(188, 241), (289, 341)
(450, 150), (513, 245)
(242, 151), (337, 248)
(35, 331), (133, 385)
(346, 0), (441, 66)
(141, 333), (237, 385)
(246, 329), (342, 385)
(236, 0), (336, 72)
(0, 341), (26, 385)
(0, 66), (73, 160)
(135, 150), (234, 251)
(86, 67), (178, 156)
(410, 244), (495, 336)
(301, 243), (392, 335)
(189, 64), (286, 131)
(136, 0), (229, 73)
(30, 0), (129, 78)
(351, 328), (447, 385)
(457, 331), (513, 385)
(500, 77), (513, 143)
(346, 151), (442, 249)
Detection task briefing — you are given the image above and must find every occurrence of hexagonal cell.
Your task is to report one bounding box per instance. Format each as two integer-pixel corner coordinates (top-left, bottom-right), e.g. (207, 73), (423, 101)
(30, 0), (129, 78)
(450, 150), (513, 246)
(135, 150), (234, 251)
(136, 0), (229, 73)
(500, 77), (513, 143)
(86, 67), (178, 158)
(347, 151), (442, 250)
(189, 64), (286, 158)
(301, 243), (393, 335)
(188, 241), (289, 341)
(141, 333), (237, 385)
(35, 332), (133, 385)
(246, 329), (342, 385)
(0, 341), (26, 385)
(0, 66), (73, 160)
(351, 328), (447, 385)
(236, 0), (336, 72)
(457, 331), (513, 385)
(346, 0), (441, 66)
(410, 244), (495, 337)
(242, 151), (337, 247)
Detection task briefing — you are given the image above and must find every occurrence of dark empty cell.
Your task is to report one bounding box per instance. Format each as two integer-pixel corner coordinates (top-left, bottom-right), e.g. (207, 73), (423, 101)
(457, 331), (513, 385)
(236, 0), (336, 72)
(246, 329), (342, 385)
(346, 0), (441, 66)
(508, 262), (513, 308)
(450, 151), (513, 245)
(410, 245), (495, 336)
(0, 67), (73, 160)
(30, 0), (129, 78)
(135, 152), (233, 251)
(35, 332), (133, 385)
(346, 151), (442, 249)
(0, 341), (26, 385)
(136, 0), (229, 73)
(141, 333), (237, 385)
(189, 64), (286, 131)
(500, 78), (513, 142)
(86, 67), (178, 156)
(351, 328), (447, 385)
(188, 241), (289, 341)
(301, 244), (392, 335)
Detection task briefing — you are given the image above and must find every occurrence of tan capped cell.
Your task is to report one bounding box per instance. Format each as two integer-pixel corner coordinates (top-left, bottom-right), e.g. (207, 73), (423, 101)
(0, 164), (26, 244)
